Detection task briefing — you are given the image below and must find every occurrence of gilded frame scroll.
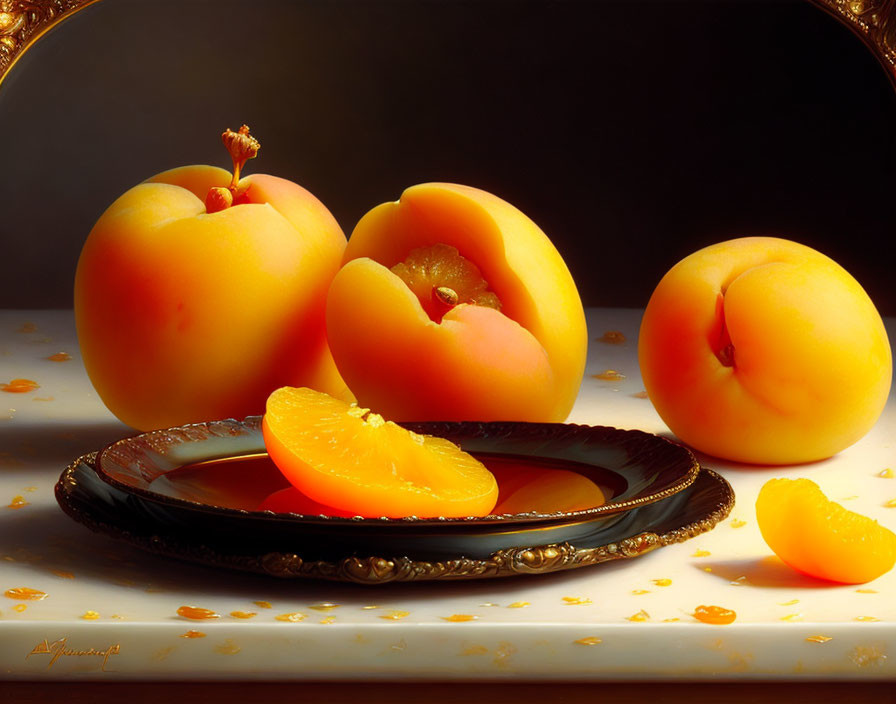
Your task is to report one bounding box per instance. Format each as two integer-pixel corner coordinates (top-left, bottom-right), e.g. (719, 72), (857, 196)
(1, 1), (895, 91)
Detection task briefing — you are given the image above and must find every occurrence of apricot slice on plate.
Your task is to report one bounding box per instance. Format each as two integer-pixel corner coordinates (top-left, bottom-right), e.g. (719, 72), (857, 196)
(489, 462), (606, 514)
(756, 478), (896, 584)
(262, 386), (498, 518)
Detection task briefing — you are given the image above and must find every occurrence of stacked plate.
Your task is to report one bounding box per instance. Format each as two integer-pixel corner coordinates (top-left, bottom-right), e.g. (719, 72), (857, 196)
(56, 419), (734, 584)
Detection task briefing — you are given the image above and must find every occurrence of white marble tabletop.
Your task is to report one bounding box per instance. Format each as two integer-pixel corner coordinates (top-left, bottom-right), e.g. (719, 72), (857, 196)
(0, 308), (893, 681)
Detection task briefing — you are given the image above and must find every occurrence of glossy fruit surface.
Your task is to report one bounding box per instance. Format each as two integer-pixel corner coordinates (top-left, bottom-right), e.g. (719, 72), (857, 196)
(638, 236), (891, 464)
(326, 183), (587, 422)
(756, 477), (896, 584)
(75, 128), (348, 430)
(262, 386), (498, 518)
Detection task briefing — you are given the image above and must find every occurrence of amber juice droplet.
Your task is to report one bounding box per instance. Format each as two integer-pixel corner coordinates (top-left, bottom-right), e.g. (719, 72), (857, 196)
(4, 587), (47, 601)
(598, 330), (626, 345)
(592, 370), (625, 381)
(442, 614), (477, 622)
(180, 630), (207, 639)
(229, 611), (257, 619)
(1, 379), (39, 393)
(176, 605), (220, 620)
(693, 605), (736, 625)
(379, 610), (410, 621)
(47, 352), (71, 362)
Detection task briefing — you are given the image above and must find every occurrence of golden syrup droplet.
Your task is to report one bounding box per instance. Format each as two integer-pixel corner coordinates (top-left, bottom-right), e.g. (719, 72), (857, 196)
(442, 614), (477, 622)
(854, 615), (880, 622)
(878, 468), (894, 478)
(631, 589), (650, 595)
(507, 601), (530, 609)
(379, 610), (410, 621)
(780, 613), (804, 622)
(883, 498), (896, 508)
(662, 617), (681, 622)
(81, 610), (100, 620)
(693, 605), (736, 625)
(779, 599), (800, 606)
(13, 604), (26, 613)
(574, 636), (603, 646)
(176, 605), (220, 620)
(2, 379), (39, 393)
(180, 630), (207, 639)
(592, 370), (625, 381)
(5, 587), (47, 601)
(562, 596), (592, 605)
(361, 605), (380, 610)
(730, 518), (747, 528)
(51, 570), (74, 579)
(626, 609), (650, 622)
(856, 589), (878, 594)
(691, 549), (711, 557)
(253, 600), (273, 609)
(652, 578), (672, 587)
(47, 352), (71, 362)
(229, 611), (257, 619)
(309, 602), (340, 612)
(275, 612), (306, 622)
(806, 635), (833, 643)
(598, 330), (626, 344)
(7, 495), (28, 509)
(319, 616), (336, 624)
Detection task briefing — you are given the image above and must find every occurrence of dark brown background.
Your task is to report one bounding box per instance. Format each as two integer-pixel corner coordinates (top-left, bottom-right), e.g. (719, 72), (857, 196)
(1, 0), (894, 314)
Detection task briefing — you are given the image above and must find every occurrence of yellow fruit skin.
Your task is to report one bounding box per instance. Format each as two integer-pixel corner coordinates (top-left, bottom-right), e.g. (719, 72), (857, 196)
(756, 478), (896, 584)
(639, 237), (892, 464)
(75, 166), (349, 431)
(326, 183), (587, 422)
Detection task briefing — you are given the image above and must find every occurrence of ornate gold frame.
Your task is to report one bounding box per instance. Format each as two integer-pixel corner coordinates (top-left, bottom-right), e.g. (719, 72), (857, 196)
(1, 1), (895, 91)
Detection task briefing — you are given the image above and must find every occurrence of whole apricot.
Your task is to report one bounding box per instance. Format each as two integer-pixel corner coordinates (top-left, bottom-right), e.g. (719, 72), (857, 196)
(75, 127), (349, 430)
(638, 237), (891, 464)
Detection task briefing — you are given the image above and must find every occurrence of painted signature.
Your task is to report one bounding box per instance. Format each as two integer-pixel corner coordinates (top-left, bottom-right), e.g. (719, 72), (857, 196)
(27, 637), (120, 671)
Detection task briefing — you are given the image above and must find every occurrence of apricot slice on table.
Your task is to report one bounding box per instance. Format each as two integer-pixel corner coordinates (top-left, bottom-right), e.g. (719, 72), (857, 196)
(756, 478), (896, 584)
(262, 386), (498, 518)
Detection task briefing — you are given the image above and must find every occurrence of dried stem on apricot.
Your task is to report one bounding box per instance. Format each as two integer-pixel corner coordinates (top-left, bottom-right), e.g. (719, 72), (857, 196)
(206, 125), (260, 213)
(222, 125), (260, 189)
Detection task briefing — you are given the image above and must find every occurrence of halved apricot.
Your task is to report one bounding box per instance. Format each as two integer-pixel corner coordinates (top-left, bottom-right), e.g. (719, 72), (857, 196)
(262, 386), (498, 518)
(756, 477), (896, 584)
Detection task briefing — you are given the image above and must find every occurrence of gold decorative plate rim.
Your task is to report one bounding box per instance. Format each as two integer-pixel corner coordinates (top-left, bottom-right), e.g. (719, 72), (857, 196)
(56, 452), (735, 584)
(91, 416), (701, 526)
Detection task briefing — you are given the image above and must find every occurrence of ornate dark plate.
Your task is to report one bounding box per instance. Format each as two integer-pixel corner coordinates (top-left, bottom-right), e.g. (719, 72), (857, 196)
(55, 419), (733, 583)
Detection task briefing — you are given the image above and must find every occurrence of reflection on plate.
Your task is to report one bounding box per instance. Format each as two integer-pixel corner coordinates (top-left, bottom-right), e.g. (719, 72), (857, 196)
(55, 418), (733, 583)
